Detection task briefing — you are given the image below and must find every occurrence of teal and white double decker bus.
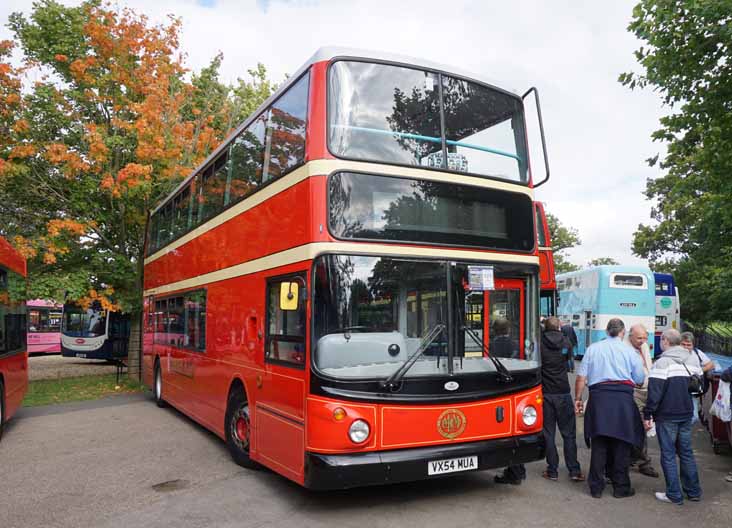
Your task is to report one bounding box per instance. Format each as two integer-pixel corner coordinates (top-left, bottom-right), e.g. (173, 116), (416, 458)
(557, 265), (655, 357)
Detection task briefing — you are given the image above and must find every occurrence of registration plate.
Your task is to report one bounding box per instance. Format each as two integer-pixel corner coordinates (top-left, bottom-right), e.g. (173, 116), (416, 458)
(427, 456), (478, 475)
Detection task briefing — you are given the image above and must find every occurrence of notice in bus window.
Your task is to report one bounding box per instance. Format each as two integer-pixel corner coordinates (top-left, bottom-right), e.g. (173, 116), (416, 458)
(468, 266), (494, 291)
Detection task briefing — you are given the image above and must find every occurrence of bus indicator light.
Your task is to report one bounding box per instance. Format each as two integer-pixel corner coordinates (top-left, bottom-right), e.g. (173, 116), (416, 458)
(333, 407), (346, 421)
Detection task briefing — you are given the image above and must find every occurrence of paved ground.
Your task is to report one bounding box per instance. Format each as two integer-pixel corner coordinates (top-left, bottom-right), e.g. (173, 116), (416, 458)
(1, 392), (731, 528)
(29, 354), (117, 381)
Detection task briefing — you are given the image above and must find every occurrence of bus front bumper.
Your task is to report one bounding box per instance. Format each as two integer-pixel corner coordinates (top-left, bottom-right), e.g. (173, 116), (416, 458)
(304, 433), (544, 490)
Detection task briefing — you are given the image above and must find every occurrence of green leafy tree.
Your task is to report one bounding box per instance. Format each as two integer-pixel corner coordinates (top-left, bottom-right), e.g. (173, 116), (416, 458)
(588, 257), (619, 267)
(620, 0), (732, 323)
(546, 212), (581, 274)
(0, 1), (275, 372)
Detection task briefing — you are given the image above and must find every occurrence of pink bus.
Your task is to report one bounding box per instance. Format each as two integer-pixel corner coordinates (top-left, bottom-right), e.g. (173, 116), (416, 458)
(27, 300), (62, 354)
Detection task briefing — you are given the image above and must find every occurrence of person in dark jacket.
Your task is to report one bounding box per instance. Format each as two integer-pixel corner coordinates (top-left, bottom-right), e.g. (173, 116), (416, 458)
(643, 329), (703, 504)
(561, 320), (578, 373)
(541, 317), (584, 481)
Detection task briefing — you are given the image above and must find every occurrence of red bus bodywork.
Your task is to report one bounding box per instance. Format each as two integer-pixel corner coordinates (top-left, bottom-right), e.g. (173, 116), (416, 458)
(143, 49), (545, 489)
(0, 236), (28, 440)
(535, 202), (556, 317)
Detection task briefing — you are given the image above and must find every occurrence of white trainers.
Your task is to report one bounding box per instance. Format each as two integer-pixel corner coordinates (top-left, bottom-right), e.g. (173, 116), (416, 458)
(655, 492), (682, 505)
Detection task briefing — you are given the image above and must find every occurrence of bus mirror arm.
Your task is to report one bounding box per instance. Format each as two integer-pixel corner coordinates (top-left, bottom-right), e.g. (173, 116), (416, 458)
(522, 87), (550, 188)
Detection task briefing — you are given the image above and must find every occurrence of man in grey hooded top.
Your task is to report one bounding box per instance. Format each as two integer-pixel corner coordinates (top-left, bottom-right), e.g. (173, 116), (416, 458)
(643, 329), (703, 505)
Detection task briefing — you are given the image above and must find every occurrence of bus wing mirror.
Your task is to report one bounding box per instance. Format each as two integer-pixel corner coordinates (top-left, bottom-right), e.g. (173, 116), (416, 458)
(522, 87), (550, 188)
(279, 282), (299, 311)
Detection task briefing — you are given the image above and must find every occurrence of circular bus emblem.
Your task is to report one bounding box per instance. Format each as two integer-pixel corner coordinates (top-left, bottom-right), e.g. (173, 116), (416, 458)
(75, 338), (85, 344)
(444, 381), (459, 391)
(437, 409), (467, 439)
(660, 297), (672, 309)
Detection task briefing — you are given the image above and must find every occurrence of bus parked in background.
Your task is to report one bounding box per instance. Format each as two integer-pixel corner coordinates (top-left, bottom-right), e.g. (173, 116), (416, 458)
(61, 302), (130, 360)
(142, 48), (550, 489)
(27, 299), (62, 354)
(557, 265), (655, 358)
(0, 236), (27, 442)
(535, 202), (556, 318)
(653, 272), (680, 353)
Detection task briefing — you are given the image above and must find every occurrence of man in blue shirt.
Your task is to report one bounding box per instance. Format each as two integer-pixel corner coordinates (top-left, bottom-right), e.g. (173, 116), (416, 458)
(574, 318), (646, 499)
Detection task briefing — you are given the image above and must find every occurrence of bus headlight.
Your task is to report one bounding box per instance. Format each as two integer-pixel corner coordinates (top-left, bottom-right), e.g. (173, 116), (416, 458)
(348, 419), (370, 444)
(522, 406), (537, 427)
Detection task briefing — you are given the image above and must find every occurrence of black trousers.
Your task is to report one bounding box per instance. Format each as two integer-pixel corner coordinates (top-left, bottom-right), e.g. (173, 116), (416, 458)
(589, 435), (632, 495)
(631, 433), (652, 469)
(503, 464), (526, 481)
(543, 393), (581, 476)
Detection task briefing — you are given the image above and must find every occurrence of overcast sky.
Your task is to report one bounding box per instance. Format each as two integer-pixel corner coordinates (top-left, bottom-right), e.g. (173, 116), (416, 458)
(1, 0), (666, 269)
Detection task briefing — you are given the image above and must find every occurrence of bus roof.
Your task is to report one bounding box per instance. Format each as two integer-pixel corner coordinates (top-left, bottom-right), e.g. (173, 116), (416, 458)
(150, 47), (521, 215)
(557, 265), (653, 281)
(0, 236), (26, 278)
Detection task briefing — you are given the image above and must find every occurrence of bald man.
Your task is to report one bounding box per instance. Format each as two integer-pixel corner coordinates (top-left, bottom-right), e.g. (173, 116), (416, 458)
(626, 324), (658, 478)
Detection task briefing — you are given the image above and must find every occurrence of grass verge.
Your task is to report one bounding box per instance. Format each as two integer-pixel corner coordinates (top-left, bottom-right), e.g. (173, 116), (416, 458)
(23, 374), (144, 407)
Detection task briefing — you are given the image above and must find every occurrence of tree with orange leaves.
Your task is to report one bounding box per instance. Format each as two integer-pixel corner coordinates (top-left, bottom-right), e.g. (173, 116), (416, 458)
(0, 1), (275, 372)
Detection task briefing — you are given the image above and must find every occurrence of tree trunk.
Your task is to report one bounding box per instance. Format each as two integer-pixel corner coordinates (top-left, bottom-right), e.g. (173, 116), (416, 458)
(127, 311), (142, 380)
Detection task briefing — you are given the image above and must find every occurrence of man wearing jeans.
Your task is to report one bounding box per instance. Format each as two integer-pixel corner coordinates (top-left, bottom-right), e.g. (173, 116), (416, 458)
(541, 317), (584, 482)
(643, 329), (703, 504)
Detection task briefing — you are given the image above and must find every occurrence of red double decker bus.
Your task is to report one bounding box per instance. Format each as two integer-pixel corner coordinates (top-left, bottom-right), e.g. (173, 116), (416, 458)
(0, 236), (27, 442)
(142, 48), (550, 489)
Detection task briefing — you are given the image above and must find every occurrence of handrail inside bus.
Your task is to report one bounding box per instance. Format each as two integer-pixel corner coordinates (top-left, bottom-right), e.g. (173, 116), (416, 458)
(331, 124), (522, 162)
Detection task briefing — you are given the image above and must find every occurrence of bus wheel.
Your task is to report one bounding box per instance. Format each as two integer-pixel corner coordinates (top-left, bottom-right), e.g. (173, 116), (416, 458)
(154, 361), (166, 408)
(0, 379), (4, 443)
(225, 391), (259, 469)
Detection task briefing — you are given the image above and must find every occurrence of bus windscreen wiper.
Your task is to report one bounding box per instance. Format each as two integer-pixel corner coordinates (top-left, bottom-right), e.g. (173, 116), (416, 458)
(381, 324), (445, 390)
(462, 325), (513, 382)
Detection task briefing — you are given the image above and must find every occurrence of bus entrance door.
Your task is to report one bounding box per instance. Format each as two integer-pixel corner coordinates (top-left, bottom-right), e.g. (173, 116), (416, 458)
(255, 273), (307, 483)
(583, 310), (592, 353)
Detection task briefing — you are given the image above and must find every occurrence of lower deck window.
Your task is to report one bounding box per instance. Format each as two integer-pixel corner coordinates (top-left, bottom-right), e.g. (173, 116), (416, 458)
(266, 275), (306, 366)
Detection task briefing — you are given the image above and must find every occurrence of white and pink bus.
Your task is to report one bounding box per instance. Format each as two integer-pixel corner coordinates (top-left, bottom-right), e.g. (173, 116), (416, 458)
(27, 300), (62, 354)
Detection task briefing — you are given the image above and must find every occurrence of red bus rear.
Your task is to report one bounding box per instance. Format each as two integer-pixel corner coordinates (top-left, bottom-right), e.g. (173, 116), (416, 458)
(142, 48), (549, 489)
(0, 236), (27, 442)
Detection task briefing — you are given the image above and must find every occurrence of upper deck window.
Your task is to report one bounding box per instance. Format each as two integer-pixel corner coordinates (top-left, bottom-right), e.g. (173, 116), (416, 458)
(147, 71), (310, 256)
(610, 273), (647, 289)
(328, 61), (528, 183)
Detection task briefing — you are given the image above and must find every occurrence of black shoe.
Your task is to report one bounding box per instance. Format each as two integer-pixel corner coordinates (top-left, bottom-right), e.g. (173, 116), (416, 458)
(591, 490), (602, 499)
(494, 474), (522, 485)
(639, 466), (660, 478)
(687, 495), (701, 502)
(613, 488), (636, 498)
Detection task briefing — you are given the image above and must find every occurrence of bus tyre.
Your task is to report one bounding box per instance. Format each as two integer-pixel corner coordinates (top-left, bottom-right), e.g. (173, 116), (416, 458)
(0, 379), (4, 443)
(154, 362), (166, 408)
(225, 391), (259, 469)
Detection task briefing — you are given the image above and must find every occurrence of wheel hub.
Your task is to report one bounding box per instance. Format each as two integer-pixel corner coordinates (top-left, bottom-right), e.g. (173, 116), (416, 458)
(231, 406), (250, 451)
(235, 417), (248, 442)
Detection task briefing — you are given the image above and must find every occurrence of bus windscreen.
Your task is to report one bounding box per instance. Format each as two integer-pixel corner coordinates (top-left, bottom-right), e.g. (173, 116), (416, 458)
(62, 305), (107, 338)
(328, 60), (528, 182)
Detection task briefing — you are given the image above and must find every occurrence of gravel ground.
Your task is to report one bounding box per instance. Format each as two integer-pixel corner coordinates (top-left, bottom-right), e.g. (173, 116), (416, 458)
(29, 354), (118, 381)
(1, 393), (731, 528)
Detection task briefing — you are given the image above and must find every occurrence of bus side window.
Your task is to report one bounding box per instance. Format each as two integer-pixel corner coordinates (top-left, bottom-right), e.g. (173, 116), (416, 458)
(266, 274), (306, 367)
